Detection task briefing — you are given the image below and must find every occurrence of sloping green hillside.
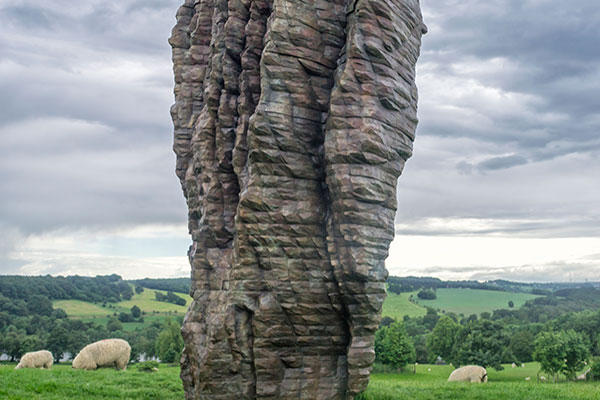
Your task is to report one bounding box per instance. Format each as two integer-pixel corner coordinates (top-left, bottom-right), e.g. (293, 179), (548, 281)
(413, 288), (540, 315)
(382, 291), (427, 319)
(381, 288), (541, 320)
(53, 287), (192, 330)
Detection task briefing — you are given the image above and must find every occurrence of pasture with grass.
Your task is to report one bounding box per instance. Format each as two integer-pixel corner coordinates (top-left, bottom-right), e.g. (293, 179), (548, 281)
(0, 363), (184, 400)
(413, 288), (541, 315)
(382, 291), (427, 319)
(359, 363), (600, 400)
(53, 287), (192, 330)
(4, 362), (600, 400)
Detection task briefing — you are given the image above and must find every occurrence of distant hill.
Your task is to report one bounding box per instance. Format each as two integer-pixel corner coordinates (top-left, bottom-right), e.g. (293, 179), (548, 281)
(0, 274), (131, 304)
(382, 288), (541, 320)
(129, 278), (190, 295)
(382, 276), (600, 321)
(386, 275), (600, 295)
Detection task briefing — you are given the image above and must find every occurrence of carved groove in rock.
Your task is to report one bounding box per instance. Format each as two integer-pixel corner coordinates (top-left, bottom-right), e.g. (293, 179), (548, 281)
(170, 0), (425, 398)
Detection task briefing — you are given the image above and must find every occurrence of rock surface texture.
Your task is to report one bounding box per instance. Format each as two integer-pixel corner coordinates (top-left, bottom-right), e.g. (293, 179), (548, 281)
(169, 0), (425, 398)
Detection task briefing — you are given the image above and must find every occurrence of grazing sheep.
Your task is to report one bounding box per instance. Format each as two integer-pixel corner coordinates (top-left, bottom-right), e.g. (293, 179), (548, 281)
(511, 363), (516, 368)
(540, 376), (547, 382)
(525, 377), (531, 381)
(448, 365), (488, 383)
(15, 350), (53, 370)
(72, 339), (131, 370)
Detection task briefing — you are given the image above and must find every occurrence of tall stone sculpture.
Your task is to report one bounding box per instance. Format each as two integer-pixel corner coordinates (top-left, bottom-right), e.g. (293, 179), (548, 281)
(169, 0), (425, 398)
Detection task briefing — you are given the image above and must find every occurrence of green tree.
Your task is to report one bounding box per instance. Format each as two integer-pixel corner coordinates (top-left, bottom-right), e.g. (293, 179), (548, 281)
(46, 326), (70, 362)
(107, 318), (123, 332)
(413, 334), (429, 364)
(451, 320), (508, 370)
(427, 316), (461, 363)
(589, 361), (600, 381)
(131, 305), (141, 318)
(67, 330), (90, 358)
(118, 312), (134, 323)
(135, 285), (144, 294)
(422, 308), (439, 330)
(118, 282), (134, 301)
(155, 318), (184, 364)
(1, 328), (24, 361)
(27, 295), (54, 317)
(21, 335), (43, 354)
(377, 321), (415, 370)
(509, 330), (535, 362)
(508, 300), (514, 308)
(417, 289), (436, 300)
(562, 330), (589, 380)
(534, 331), (566, 381)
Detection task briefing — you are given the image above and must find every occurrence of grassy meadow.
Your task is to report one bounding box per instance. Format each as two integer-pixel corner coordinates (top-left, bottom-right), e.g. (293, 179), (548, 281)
(53, 288), (192, 330)
(3, 362), (598, 400)
(412, 288), (541, 315)
(0, 363), (184, 400)
(359, 363), (600, 400)
(382, 291), (427, 319)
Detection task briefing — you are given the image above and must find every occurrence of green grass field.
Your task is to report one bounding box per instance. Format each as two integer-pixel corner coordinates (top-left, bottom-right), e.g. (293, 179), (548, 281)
(412, 288), (541, 316)
(0, 363), (183, 400)
(53, 288), (192, 330)
(3, 363), (598, 400)
(359, 363), (600, 400)
(382, 291), (427, 319)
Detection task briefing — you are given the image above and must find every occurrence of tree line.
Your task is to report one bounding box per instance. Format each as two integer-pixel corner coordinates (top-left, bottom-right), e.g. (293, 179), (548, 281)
(0, 275), (192, 364)
(0, 297), (184, 364)
(374, 287), (600, 381)
(0, 274), (134, 303)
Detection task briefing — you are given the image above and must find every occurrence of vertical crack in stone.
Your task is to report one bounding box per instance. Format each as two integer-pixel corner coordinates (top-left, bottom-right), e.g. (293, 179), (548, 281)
(170, 0), (425, 398)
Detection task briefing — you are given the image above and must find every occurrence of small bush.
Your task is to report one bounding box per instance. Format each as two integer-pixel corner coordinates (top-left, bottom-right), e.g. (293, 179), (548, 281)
(589, 361), (600, 381)
(417, 289), (436, 300)
(137, 360), (159, 372)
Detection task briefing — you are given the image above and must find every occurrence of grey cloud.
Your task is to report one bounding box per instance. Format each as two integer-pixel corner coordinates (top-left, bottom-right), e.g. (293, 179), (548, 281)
(477, 154), (528, 171)
(406, 256), (600, 283)
(0, 6), (55, 29)
(0, 1), (187, 236)
(0, 0), (598, 281)
(418, 0), (600, 160)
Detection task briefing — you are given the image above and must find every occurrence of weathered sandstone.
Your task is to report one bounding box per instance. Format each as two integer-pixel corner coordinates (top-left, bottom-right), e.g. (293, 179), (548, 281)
(169, 0), (425, 398)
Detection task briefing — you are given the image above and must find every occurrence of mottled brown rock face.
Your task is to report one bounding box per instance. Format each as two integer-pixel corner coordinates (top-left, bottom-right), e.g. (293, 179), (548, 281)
(169, 0), (425, 398)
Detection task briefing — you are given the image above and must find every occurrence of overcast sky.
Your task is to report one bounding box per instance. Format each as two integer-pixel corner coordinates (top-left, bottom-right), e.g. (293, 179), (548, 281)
(1, 0), (599, 281)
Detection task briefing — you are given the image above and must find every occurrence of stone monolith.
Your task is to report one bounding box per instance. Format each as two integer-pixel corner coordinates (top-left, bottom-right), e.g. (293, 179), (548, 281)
(169, 0), (426, 398)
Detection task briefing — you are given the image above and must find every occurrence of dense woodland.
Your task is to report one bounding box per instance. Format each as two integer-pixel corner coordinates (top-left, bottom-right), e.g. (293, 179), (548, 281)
(132, 278), (189, 295)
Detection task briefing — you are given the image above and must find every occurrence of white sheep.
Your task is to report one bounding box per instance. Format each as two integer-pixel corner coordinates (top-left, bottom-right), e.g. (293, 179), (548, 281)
(448, 365), (488, 383)
(72, 338), (131, 370)
(15, 350), (53, 370)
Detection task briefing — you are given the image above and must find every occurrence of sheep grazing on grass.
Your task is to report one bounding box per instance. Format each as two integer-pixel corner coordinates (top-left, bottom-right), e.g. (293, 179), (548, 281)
(447, 365), (488, 383)
(72, 339), (131, 371)
(15, 350), (53, 370)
